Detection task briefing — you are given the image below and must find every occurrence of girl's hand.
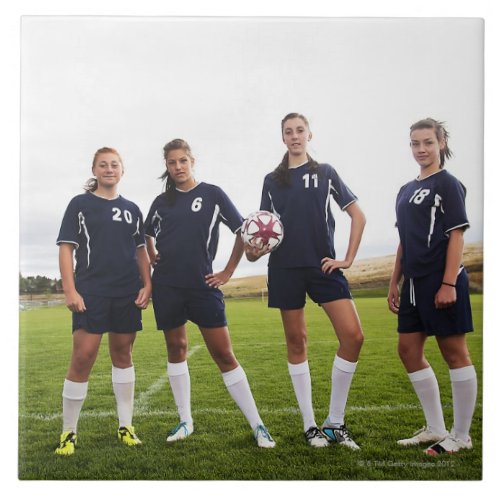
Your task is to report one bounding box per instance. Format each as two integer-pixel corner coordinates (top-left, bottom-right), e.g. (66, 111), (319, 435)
(244, 243), (270, 262)
(64, 289), (86, 313)
(135, 284), (152, 309)
(320, 257), (351, 274)
(205, 270), (232, 288)
(387, 283), (400, 314)
(434, 284), (457, 309)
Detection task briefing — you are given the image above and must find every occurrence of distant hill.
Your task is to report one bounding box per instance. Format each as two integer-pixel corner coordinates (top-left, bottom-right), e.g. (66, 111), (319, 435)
(221, 242), (483, 298)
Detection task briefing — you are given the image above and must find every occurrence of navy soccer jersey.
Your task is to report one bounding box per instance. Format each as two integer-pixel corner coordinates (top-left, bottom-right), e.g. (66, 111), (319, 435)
(56, 192), (146, 297)
(145, 182), (243, 288)
(260, 162), (357, 269)
(396, 169), (469, 278)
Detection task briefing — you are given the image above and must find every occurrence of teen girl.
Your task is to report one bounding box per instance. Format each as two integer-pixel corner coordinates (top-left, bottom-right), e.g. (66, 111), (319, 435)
(145, 138), (275, 448)
(388, 118), (477, 455)
(55, 147), (152, 455)
(246, 113), (366, 449)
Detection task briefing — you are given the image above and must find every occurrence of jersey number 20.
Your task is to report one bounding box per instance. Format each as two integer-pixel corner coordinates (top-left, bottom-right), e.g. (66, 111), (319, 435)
(112, 207), (133, 223)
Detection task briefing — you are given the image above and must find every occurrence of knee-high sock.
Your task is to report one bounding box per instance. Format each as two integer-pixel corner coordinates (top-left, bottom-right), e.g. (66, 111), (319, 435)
(328, 355), (357, 426)
(62, 379), (88, 433)
(112, 365), (135, 428)
(450, 365), (477, 441)
(167, 360), (192, 425)
(288, 360), (316, 431)
(222, 365), (262, 430)
(408, 366), (447, 435)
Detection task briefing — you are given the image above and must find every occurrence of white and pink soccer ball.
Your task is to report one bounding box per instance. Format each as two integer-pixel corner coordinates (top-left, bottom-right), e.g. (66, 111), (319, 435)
(241, 210), (284, 252)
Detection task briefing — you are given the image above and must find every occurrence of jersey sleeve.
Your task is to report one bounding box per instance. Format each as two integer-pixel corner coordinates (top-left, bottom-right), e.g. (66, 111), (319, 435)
(442, 175), (469, 233)
(56, 196), (81, 247)
(216, 187), (244, 233)
(133, 207), (146, 248)
(259, 175), (273, 212)
(326, 165), (358, 210)
(144, 197), (160, 238)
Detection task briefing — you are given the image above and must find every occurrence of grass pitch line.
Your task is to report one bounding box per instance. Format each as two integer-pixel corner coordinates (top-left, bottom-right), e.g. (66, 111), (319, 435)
(22, 401), (472, 421)
(135, 344), (203, 412)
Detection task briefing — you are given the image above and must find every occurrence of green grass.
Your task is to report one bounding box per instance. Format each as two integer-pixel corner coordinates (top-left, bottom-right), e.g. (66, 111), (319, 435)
(18, 295), (482, 480)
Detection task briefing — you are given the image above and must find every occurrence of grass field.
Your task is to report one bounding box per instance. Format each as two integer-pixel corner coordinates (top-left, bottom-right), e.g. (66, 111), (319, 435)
(18, 294), (482, 481)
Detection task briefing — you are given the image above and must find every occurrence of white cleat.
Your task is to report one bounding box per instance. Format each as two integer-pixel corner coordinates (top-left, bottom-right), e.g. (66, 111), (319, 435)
(321, 420), (360, 450)
(166, 421), (194, 442)
(253, 424), (276, 448)
(397, 426), (447, 447)
(424, 431), (472, 456)
(304, 426), (330, 448)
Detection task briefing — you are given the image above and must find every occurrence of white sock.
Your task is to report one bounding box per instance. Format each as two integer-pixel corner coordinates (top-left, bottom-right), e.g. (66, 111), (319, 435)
(112, 365), (135, 428)
(450, 365), (477, 442)
(62, 379), (88, 433)
(328, 355), (357, 426)
(167, 361), (193, 425)
(288, 360), (316, 431)
(408, 367), (447, 435)
(222, 365), (262, 430)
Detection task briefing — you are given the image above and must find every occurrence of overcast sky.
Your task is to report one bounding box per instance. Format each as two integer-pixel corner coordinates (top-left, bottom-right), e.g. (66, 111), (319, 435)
(20, 16), (484, 279)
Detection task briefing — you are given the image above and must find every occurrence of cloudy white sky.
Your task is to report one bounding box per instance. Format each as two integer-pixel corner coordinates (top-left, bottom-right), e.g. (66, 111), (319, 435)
(20, 16), (484, 279)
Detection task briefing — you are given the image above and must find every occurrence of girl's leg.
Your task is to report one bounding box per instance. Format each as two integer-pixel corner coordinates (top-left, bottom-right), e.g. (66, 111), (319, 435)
(200, 326), (263, 431)
(109, 332), (137, 431)
(321, 299), (363, 427)
(280, 309), (320, 435)
(164, 326), (193, 432)
(62, 329), (103, 434)
(397, 332), (447, 440)
(437, 334), (477, 442)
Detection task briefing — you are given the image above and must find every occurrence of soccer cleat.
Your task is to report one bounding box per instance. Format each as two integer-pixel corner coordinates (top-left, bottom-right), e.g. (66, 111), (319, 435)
(424, 432), (472, 456)
(118, 425), (142, 446)
(397, 426), (447, 447)
(166, 421), (194, 442)
(321, 420), (360, 450)
(253, 424), (276, 448)
(304, 426), (330, 448)
(55, 431), (77, 456)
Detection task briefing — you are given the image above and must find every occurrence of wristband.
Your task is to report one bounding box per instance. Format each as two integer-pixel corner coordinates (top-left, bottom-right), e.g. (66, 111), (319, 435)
(442, 281), (456, 288)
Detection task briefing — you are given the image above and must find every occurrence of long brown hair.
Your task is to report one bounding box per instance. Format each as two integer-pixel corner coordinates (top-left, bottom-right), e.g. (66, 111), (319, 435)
(410, 118), (453, 168)
(160, 138), (195, 204)
(84, 147), (123, 192)
(272, 112), (318, 186)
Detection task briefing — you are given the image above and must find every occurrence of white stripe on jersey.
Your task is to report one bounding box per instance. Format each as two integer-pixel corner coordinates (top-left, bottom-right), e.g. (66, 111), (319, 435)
(325, 179), (332, 224)
(206, 204), (220, 253)
(77, 211), (91, 268)
(268, 192), (281, 218)
(132, 216), (140, 237)
(151, 210), (162, 238)
(427, 194), (443, 248)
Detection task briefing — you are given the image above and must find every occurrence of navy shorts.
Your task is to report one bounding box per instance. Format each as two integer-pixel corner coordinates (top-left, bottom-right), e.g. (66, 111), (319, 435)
(398, 268), (473, 336)
(152, 284), (227, 331)
(72, 293), (142, 334)
(267, 266), (352, 310)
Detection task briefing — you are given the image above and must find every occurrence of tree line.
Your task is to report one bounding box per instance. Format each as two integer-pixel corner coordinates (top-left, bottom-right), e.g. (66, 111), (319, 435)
(19, 273), (62, 296)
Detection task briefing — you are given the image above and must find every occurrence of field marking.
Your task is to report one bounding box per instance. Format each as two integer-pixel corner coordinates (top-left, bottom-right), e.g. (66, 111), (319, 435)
(21, 402), (481, 422)
(134, 344), (203, 412)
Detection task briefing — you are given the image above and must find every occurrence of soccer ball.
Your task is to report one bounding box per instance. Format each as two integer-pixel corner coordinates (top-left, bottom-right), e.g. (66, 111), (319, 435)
(241, 210), (284, 252)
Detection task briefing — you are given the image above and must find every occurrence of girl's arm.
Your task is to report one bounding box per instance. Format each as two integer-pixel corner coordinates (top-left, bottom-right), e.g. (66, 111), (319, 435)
(321, 201), (366, 273)
(434, 228), (465, 309)
(59, 243), (86, 313)
(205, 231), (245, 288)
(146, 236), (157, 267)
(387, 243), (403, 314)
(135, 246), (152, 309)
